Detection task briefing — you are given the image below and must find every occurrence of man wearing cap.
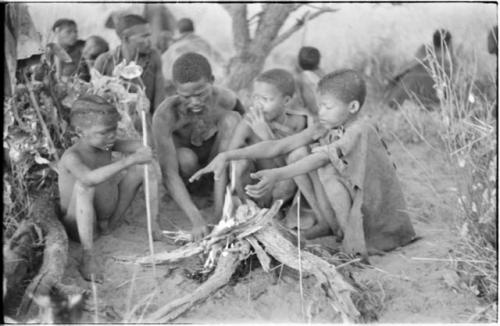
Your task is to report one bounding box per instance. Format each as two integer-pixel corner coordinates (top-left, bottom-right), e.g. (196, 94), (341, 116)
(94, 14), (166, 115)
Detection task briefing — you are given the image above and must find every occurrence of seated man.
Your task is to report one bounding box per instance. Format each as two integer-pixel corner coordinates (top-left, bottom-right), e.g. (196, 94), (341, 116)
(152, 52), (244, 241)
(58, 95), (160, 282)
(52, 18), (90, 81)
(386, 29), (455, 110)
(193, 69), (416, 258)
(95, 14), (166, 115)
(161, 18), (226, 86)
(82, 35), (109, 69)
(222, 69), (307, 208)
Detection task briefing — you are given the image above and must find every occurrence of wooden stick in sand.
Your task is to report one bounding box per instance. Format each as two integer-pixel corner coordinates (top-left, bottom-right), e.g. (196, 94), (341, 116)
(139, 97), (156, 277)
(296, 191), (305, 320)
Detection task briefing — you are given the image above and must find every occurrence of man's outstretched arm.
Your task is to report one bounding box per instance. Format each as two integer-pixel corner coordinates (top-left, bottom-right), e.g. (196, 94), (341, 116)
(152, 107), (208, 241)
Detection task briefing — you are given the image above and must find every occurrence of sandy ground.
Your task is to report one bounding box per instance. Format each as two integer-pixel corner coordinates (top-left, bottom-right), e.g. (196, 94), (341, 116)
(61, 128), (484, 323)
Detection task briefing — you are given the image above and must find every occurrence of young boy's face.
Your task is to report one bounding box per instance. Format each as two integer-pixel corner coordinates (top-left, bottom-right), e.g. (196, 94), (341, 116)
(176, 77), (213, 114)
(80, 122), (118, 151)
(317, 92), (353, 129)
(252, 81), (289, 121)
(56, 25), (78, 47)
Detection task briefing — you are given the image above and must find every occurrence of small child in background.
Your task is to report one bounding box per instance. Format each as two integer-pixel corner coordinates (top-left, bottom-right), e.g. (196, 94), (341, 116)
(52, 18), (89, 81)
(82, 35), (109, 69)
(218, 69), (307, 207)
(58, 95), (160, 282)
(293, 46), (325, 116)
(192, 69), (416, 258)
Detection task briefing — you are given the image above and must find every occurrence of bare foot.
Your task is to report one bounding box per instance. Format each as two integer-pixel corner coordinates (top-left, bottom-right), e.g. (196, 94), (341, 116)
(98, 220), (111, 236)
(80, 250), (103, 283)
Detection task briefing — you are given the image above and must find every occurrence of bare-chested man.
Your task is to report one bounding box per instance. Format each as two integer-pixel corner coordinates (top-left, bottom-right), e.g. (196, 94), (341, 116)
(152, 52), (244, 240)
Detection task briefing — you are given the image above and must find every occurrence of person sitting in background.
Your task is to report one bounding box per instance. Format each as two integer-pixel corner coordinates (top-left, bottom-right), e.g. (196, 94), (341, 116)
(386, 29), (455, 110)
(193, 69), (417, 258)
(152, 53), (243, 241)
(161, 18), (226, 93)
(52, 18), (90, 81)
(82, 35), (109, 69)
(95, 14), (166, 116)
(294, 46), (326, 116)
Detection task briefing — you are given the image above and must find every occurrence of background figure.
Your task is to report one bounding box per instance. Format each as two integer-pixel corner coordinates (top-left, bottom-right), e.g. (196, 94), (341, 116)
(82, 35), (109, 69)
(292, 46), (326, 117)
(161, 17), (226, 94)
(105, 3), (176, 54)
(52, 19), (90, 81)
(4, 3), (44, 96)
(385, 29), (455, 110)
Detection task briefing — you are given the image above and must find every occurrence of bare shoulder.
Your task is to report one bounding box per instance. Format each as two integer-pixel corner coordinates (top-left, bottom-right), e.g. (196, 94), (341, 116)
(152, 96), (180, 128)
(213, 85), (237, 110)
(59, 144), (84, 170)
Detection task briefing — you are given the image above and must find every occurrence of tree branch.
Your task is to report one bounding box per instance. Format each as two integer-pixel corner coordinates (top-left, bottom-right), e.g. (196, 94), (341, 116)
(270, 7), (339, 49)
(221, 3), (251, 53)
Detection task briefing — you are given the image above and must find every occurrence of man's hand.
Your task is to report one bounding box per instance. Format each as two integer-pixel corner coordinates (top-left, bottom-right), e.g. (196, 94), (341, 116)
(245, 106), (274, 141)
(128, 146), (153, 165)
(245, 169), (278, 198)
(189, 153), (228, 182)
(191, 221), (210, 242)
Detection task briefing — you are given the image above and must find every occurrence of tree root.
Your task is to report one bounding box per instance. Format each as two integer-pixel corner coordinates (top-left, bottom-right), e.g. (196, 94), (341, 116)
(16, 189), (72, 319)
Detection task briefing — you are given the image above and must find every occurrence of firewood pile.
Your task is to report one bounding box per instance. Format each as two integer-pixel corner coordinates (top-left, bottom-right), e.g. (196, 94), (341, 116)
(121, 187), (368, 323)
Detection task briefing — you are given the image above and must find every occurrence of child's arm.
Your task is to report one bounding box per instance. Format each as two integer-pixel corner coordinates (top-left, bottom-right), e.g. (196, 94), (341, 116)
(245, 151), (329, 198)
(62, 146), (152, 187)
(112, 139), (142, 154)
(189, 127), (316, 182)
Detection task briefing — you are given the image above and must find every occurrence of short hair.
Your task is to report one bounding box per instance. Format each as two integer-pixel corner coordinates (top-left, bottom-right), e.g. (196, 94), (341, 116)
(255, 69), (295, 97)
(52, 19), (77, 32)
(433, 29), (452, 49)
(85, 36), (109, 59)
(71, 94), (120, 129)
(115, 14), (148, 38)
(172, 52), (213, 83)
(298, 46), (321, 71)
(177, 18), (194, 33)
(317, 69), (367, 108)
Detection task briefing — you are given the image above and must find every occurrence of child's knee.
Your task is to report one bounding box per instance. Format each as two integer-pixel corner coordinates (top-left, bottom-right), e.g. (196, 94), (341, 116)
(126, 164), (144, 184)
(177, 147), (199, 177)
(74, 180), (95, 198)
(272, 179), (296, 202)
(286, 146), (309, 164)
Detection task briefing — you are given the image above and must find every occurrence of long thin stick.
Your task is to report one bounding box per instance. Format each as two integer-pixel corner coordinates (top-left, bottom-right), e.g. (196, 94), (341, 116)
(90, 274), (99, 323)
(140, 108), (156, 277)
(296, 191), (305, 320)
(27, 84), (59, 161)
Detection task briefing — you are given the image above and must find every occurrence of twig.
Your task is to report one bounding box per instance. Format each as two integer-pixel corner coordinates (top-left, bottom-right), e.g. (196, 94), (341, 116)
(26, 83), (60, 161)
(90, 274), (99, 324)
(271, 7), (338, 49)
(411, 257), (491, 264)
(296, 191), (305, 320)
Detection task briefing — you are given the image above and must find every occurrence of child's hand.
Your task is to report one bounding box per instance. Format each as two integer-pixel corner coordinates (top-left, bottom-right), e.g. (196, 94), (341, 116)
(189, 153), (228, 182)
(129, 146), (153, 165)
(245, 169), (277, 198)
(245, 106), (274, 141)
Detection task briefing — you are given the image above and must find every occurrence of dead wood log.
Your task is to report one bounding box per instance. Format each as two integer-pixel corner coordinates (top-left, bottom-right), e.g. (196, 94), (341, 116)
(255, 226), (360, 322)
(146, 246), (249, 323)
(17, 188), (70, 318)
